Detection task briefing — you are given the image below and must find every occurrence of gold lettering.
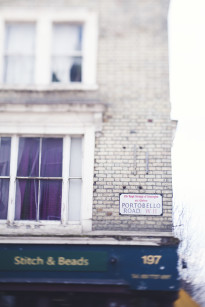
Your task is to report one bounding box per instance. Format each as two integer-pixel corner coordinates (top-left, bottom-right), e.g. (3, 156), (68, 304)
(58, 257), (65, 265)
(46, 257), (55, 265)
(36, 257), (44, 265)
(14, 256), (44, 265)
(131, 274), (140, 279)
(149, 274), (160, 279)
(65, 259), (72, 265)
(31, 258), (37, 265)
(161, 275), (171, 280)
(141, 255), (162, 265)
(141, 274), (149, 279)
(83, 258), (89, 266)
(14, 256), (21, 265)
(58, 257), (89, 266)
(77, 257), (85, 265)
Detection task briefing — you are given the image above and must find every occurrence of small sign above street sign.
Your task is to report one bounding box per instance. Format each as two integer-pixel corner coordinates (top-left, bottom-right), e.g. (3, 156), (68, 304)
(119, 193), (163, 216)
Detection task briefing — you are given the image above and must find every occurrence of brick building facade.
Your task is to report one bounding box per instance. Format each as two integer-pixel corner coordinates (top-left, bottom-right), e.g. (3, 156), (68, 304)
(92, 0), (173, 232)
(0, 0), (179, 306)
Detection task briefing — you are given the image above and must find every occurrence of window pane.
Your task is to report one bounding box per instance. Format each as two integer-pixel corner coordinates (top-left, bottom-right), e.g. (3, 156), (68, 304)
(68, 138), (82, 221)
(68, 179), (82, 221)
(15, 179), (38, 220)
(0, 137), (11, 176)
(4, 55), (35, 85)
(4, 23), (35, 84)
(17, 138), (39, 177)
(0, 179), (9, 220)
(70, 57), (82, 82)
(52, 24), (82, 55)
(69, 137), (82, 177)
(51, 56), (82, 83)
(41, 138), (63, 177)
(5, 23), (35, 54)
(39, 180), (62, 220)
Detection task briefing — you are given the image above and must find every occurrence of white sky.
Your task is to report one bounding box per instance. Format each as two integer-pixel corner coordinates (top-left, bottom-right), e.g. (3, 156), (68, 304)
(169, 0), (205, 119)
(169, 0), (205, 221)
(169, 0), (205, 300)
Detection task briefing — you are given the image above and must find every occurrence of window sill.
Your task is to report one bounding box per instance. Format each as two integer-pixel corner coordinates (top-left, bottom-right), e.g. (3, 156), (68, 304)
(0, 232), (178, 246)
(0, 83), (98, 92)
(0, 220), (92, 236)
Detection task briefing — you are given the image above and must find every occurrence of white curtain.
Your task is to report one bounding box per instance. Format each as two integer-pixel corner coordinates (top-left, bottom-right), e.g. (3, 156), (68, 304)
(4, 23), (35, 85)
(51, 24), (82, 83)
(52, 23), (82, 54)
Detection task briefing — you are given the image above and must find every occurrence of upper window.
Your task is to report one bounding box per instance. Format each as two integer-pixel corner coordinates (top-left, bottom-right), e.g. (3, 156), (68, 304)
(0, 136), (83, 223)
(51, 23), (83, 83)
(0, 9), (97, 88)
(4, 22), (36, 85)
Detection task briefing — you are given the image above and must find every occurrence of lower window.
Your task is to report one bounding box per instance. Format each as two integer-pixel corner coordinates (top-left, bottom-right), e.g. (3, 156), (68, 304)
(0, 136), (83, 222)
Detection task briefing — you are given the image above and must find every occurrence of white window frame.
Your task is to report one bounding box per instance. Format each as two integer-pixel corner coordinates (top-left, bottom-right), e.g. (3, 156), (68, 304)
(0, 8), (98, 90)
(5, 135), (82, 223)
(0, 104), (101, 235)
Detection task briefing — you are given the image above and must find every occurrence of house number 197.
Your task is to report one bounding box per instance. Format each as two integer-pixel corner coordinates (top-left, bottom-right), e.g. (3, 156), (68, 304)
(141, 255), (162, 265)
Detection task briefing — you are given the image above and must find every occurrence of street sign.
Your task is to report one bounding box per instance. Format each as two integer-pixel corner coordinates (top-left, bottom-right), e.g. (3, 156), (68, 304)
(120, 193), (163, 215)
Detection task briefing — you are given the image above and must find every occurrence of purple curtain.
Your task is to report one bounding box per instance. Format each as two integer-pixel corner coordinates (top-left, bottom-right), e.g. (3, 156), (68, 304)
(40, 138), (62, 177)
(40, 138), (62, 220)
(15, 137), (62, 221)
(0, 137), (11, 176)
(39, 180), (62, 220)
(15, 179), (38, 220)
(0, 179), (9, 219)
(0, 137), (11, 219)
(17, 137), (39, 176)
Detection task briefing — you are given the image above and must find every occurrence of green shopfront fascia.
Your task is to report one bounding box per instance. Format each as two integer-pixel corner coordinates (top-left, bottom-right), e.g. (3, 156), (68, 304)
(0, 241), (179, 307)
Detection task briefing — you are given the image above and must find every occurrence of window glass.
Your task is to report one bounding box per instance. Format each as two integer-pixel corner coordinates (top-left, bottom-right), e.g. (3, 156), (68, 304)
(17, 137), (39, 177)
(52, 24), (82, 54)
(52, 56), (82, 83)
(4, 22), (35, 85)
(15, 137), (63, 221)
(0, 137), (11, 176)
(69, 137), (82, 177)
(0, 137), (11, 220)
(0, 135), (84, 223)
(0, 179), (9, 220)
(68, 179), (82, 221)
(51, 24), (83, 83)
(15, 179), (38, 220)
(68, 138), (82, 221)
(39, 180), (62, 220)
(41, 138), (63, 177)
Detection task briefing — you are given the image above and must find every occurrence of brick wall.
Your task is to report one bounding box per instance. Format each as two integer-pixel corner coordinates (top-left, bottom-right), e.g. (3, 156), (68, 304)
(0, 0), (174, 232)
(95, 0), (174, 232)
